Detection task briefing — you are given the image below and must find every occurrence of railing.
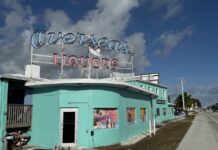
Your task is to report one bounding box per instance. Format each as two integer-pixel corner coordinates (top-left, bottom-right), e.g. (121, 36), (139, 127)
(7, 104), (32, 129)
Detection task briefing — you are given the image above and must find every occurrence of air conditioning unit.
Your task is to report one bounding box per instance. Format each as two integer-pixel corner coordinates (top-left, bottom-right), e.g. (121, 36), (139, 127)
(25, 64), (40, 78)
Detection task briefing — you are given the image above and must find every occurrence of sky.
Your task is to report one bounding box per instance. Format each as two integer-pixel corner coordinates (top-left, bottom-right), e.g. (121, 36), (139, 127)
(0, 0), (218, 106)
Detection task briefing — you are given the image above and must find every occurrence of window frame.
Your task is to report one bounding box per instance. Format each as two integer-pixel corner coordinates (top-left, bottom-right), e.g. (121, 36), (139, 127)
(93, 108), (118, 129)
(140, 108), (146, 122)
(127, 108), (136, 125)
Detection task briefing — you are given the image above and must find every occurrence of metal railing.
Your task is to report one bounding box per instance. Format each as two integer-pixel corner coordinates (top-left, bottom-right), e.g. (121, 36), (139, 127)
(7, 104), (32, 129)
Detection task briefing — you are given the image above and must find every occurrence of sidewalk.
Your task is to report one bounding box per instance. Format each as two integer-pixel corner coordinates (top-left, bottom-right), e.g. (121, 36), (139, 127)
(177, 112), (218, 150)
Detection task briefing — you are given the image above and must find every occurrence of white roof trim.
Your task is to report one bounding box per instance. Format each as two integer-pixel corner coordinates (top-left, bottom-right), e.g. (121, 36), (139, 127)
(0, 74), (46, 81)
(25, 79), (158, 97)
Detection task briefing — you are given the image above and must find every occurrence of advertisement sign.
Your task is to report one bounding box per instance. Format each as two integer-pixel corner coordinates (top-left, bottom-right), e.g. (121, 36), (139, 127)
(30, 30), (134, 78)
(31, 30), (133, 54)
(156, 99), (166, 104)
(93, 109), (118, 129)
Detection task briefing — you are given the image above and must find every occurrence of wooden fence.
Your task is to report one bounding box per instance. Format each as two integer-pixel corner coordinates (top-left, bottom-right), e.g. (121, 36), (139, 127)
(7, 104), (32, 129)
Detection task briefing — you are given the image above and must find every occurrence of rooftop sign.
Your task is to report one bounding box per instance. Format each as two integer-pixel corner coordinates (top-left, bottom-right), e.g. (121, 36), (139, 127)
(31, 30), (133, 54)
(30, 30), (134, 79)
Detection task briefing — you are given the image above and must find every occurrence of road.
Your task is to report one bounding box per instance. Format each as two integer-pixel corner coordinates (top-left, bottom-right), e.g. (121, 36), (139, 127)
(177, 111), (218, 150)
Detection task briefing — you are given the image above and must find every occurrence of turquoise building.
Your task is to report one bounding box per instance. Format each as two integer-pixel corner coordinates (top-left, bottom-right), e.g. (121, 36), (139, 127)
(0, 75), (174, 149)
(26, 79), (157, 149)
(127, 79), (175, 123)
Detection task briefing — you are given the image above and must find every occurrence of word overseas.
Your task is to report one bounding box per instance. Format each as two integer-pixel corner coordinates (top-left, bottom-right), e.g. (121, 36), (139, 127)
(31, 30), (133, 54)
(53, 53), (118, 69)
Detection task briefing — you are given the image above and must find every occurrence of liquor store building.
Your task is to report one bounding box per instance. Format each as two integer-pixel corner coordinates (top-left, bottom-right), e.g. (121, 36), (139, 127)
(26, 79), (158, 149)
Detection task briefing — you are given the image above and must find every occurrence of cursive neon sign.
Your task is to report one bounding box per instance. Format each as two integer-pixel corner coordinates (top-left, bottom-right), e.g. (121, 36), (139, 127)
(31, 30), (133, 54)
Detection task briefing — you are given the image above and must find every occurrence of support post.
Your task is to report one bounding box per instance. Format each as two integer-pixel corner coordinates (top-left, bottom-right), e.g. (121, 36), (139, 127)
(149, 119), (152, 137)
(153, 118), (156, 135)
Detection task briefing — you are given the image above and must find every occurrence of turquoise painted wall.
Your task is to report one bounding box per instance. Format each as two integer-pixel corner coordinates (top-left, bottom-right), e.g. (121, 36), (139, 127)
(0, 80), (8, 150)
(29, 87), (60, 148)
(30, 85), (152, 148)
(127, 80), (175, 123)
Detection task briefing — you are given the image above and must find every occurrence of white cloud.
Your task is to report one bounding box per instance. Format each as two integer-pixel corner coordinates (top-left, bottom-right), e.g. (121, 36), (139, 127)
(149, 0), (183, 21)
(44, 9), (73, 32)
(43, 0), (149, 76)
(155, 25), (193, 56)
(125, 33), (150, 72)
(44, 0), (139, 39)
(0, 0), (35, 74)
(0, 0), (150, 77)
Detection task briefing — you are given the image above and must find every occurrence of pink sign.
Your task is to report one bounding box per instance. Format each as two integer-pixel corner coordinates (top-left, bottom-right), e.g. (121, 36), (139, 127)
(53, 53), (118, 69)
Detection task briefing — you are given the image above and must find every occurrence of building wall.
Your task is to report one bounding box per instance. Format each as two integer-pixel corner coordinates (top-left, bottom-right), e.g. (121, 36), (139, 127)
(29, 87), (60, 148)
(29, 85), (152, 148)
(127, 80), (174, 123)
(0, 80), (8, 150)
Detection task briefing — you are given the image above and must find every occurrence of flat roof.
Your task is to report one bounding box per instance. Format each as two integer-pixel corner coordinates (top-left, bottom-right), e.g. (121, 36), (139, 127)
(0, 74), (46, 82)
(126, 79), (168, 89)
(25, 79), (158, 98)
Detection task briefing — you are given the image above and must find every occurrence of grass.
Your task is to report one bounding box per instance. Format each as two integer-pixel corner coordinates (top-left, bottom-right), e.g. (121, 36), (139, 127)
(98, 115), (195, 150)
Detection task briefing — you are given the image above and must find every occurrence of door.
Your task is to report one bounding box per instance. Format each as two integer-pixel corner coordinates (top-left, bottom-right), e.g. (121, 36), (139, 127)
(60, 108), (78, 146)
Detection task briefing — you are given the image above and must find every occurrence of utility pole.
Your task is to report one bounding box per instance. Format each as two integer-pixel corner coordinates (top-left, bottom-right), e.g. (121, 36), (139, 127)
(181, 78), (185, 111)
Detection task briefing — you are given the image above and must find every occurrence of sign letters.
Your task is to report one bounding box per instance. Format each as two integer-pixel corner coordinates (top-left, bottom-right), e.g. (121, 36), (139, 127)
(31, 30), (133, 54)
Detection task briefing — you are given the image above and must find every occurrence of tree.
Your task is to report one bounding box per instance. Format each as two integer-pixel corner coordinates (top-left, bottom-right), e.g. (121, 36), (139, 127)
(207, 103), (218, 110)
(175, 92), (201, 109)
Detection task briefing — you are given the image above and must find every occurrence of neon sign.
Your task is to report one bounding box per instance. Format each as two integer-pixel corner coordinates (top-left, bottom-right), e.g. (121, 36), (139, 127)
(53, 53), (118, 69)
(31, 30), (133, 54)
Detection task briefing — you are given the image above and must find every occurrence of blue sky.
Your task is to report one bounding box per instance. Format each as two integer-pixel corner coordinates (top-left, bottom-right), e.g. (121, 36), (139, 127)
(0, 0), (218, 106)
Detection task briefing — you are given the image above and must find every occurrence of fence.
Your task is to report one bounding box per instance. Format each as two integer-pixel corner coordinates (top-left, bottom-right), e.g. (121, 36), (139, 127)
(7, 104), (32, 129)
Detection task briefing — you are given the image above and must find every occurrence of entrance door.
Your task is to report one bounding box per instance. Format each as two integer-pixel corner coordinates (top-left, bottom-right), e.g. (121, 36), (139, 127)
(60, 108), (78, 146)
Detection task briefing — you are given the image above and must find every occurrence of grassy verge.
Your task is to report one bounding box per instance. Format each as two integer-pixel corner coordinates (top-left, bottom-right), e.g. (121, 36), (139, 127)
(98, 115), (195, 150)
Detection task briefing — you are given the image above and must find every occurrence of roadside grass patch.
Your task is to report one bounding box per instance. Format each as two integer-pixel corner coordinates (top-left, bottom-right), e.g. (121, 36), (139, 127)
(98, 115), (195, 150)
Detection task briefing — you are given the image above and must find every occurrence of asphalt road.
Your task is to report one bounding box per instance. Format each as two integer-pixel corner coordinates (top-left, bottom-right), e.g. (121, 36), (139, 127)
(177, 111), (218, 150)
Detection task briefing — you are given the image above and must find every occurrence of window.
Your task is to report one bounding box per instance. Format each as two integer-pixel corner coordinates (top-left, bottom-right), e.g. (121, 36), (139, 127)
(156, 108), (160, 116)
(148, 86), (151, 91)
(140, 85), (144, 88)
(127, 108), (136, 124)
(93, 108), (118, 129)
(140, 108), (146, 122)
(156, 89), (159, 94)
(163, 108), (166, 116)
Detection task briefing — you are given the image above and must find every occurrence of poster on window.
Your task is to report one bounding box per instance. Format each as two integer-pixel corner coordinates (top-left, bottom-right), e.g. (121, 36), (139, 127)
(127, 108), (136, 124)
(93, 109), (118, 129)
(140, 108), (146, 122)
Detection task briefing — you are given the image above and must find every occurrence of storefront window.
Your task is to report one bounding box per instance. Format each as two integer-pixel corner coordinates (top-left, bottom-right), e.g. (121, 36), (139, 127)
(127, 108), (136, 124)
(93, 108), (118, 129)
(140, 108), (146, 122)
